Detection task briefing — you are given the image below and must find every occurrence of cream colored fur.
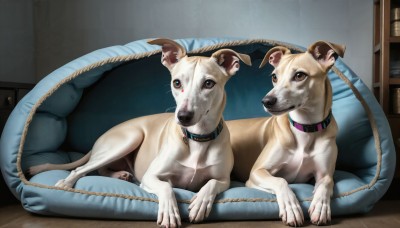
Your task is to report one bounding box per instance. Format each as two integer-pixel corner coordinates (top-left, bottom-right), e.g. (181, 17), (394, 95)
(29, 38), (251, 228)
(227, 41), (345, 226)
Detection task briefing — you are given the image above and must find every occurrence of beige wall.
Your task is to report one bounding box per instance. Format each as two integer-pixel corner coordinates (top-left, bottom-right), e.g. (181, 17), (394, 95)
(1, 0), (374, 88)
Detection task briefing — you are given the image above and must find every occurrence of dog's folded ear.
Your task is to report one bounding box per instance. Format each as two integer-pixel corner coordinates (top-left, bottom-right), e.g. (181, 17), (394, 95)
(260, 46), (291, 69)
(307, 41), (346, 72)
(148, 38), (187, 71)
(211, 49), (252, 76)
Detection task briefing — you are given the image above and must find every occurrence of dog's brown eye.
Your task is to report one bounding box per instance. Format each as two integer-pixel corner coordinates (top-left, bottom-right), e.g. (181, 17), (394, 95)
(293, 72), (307, 82)
(173, 79), (182, 89)
(202, 80), (216, 89)
(271, 74), (278, 83)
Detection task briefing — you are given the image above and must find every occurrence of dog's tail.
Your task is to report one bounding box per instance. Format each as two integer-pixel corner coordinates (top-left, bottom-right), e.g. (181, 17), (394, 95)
(27, 151), (92, 176)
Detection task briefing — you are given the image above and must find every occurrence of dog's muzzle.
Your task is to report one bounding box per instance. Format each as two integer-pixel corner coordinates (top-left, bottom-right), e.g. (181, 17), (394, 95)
(262, 96), (277, 109)
(177, 110), (194, 126)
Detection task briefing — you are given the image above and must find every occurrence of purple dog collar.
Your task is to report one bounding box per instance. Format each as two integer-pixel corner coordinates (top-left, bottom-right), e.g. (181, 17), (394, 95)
(288, 110), (332, 133)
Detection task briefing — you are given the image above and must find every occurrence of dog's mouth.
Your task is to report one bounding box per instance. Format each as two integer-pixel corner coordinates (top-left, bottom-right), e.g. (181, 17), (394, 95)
(178, 121), (194, 127)
(266, 105), (296, 115)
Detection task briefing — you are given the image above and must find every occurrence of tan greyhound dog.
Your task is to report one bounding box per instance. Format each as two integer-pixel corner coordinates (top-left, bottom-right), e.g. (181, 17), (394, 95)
(29, 38), (251, 227)
(227, 41), (345, 226)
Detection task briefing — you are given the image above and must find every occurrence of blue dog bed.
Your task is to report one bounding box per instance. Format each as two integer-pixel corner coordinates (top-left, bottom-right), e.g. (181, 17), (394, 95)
(0, 38), (396, 221)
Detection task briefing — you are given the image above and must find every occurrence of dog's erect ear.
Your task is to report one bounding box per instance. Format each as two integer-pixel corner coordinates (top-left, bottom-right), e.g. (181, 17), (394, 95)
(307, 41), (346, 72)
(148, 38), (187, 71)
(211, 49), (252, 76)
(259, 46), (291, 69)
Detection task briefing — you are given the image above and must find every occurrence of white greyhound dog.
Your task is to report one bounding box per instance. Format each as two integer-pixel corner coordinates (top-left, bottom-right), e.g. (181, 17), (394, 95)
(29, 38), (251, 227)
(227, 41), (345, 226)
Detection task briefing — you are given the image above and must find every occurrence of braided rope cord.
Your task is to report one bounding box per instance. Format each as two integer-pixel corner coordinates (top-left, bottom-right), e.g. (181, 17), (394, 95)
(15, 39), (382, 204)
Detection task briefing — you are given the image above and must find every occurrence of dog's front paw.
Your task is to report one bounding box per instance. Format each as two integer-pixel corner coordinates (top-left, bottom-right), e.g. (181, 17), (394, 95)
(276, 187), (304, 227)
(188, 187), (216, 223)
(309, 195), (331, 225)
(55, 179), (73, 189)
(157, 193), (181, 228)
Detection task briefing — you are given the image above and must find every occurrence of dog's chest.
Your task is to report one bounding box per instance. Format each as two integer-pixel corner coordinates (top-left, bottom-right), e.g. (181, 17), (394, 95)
(276, 136), (316, 183)
(171, 145), (219, 191)
(170, 164), (213, 191)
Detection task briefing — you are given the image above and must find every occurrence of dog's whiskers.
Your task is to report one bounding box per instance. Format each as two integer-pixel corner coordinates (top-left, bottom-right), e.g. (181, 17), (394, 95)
(165, 106), (177, 112)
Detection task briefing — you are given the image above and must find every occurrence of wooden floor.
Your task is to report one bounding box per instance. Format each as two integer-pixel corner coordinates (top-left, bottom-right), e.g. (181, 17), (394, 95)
(0, 201), (400, 227)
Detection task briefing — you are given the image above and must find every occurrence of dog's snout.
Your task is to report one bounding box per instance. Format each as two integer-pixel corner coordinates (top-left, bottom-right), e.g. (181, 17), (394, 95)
(262, 96), (277, 108)
(177, 111), (194, 125)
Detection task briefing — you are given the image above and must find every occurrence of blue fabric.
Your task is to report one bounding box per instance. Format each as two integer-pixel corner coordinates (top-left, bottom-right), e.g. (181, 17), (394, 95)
(0, 38), (395, 221)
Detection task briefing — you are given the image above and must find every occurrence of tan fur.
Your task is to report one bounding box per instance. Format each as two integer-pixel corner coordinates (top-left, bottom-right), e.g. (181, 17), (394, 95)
(227, 41), (345, 226)
(29, 39), (251, 228)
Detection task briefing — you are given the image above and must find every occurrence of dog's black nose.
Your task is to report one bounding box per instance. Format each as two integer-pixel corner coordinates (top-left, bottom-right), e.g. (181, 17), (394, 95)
(177, 111), (194, 125)
(262, 96), (277, 108)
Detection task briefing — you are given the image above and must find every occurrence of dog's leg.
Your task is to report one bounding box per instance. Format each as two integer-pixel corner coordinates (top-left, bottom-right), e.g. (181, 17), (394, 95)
(247, 169), (304, 227)
(308, 142), (337, 225)
(188, 178), (230, 223)
(56, 129), (144, 188)
(141, 172), (182, 228)
(309, 175), (334, 225)
(157, 183), (181, 228)
(141, 153), (182, 228)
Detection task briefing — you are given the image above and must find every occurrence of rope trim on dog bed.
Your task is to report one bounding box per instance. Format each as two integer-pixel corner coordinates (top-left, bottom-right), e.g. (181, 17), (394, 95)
(330, 68), (382, 196)
(16, 39), (382, 206)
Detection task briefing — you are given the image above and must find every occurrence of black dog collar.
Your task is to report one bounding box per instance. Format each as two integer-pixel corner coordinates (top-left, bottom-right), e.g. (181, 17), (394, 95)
(289, 110), (332, 133)
(181, 119), (224, 143)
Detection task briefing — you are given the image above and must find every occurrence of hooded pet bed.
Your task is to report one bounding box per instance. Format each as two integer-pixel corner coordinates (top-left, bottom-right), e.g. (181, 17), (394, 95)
(0, 38), (396, 221)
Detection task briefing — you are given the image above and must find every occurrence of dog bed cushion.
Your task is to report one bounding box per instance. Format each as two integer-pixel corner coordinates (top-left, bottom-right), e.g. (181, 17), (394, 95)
(0, 38), (396, 221)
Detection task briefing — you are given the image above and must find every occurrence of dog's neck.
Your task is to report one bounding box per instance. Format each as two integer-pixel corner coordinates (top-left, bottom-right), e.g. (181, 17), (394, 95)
(289, 110), (332, 133)
(288, 77), (332, 127)
(288, 105), (325, 126)
(182, 119), (224, 143)
(183, 94), (226, 141)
